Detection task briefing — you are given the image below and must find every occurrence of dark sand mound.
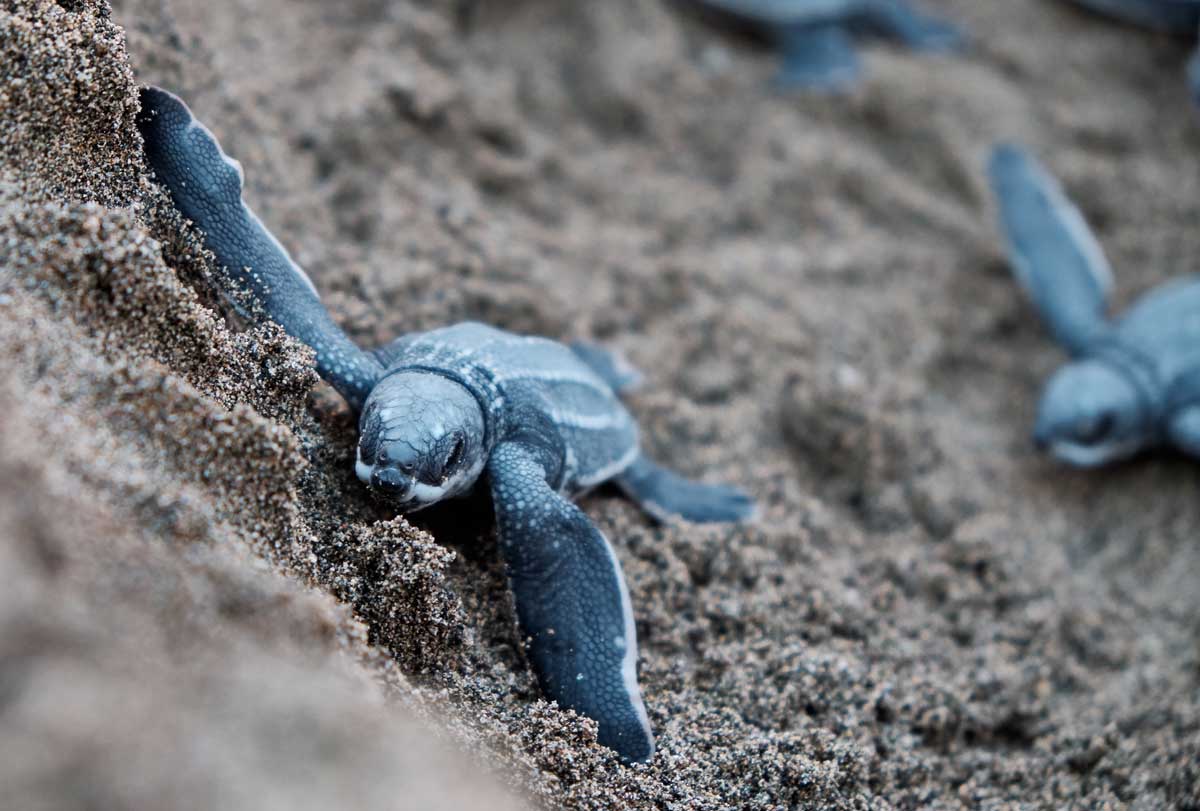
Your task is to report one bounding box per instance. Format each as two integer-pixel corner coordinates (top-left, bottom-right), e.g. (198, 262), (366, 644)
(2, 0), (1199, 808)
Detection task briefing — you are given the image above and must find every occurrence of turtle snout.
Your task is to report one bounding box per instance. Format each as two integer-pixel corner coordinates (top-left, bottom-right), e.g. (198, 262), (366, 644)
(371, 466), (414, 500)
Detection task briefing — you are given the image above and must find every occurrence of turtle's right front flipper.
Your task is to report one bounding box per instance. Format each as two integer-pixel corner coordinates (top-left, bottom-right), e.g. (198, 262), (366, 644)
(136, 86), (383, 410)
(488, 442), (654, 763)
(987, 143), (1114, 356)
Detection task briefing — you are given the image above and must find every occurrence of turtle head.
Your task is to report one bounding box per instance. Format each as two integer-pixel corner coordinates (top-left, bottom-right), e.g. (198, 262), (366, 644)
(356, 371), (486, 511)
(1032, 359), (1153, 467)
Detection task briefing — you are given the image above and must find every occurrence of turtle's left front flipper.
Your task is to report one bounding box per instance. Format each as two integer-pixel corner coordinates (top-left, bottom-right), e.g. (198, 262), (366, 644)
(488, 442), (654, 763)
(987, 143), (1114, 356)
(137, 86), (383, 410)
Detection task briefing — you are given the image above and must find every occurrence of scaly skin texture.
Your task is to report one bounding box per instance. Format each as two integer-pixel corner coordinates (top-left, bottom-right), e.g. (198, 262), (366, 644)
(137, 86), (753, 763)
(489, 442), (653, 762)
(988, 143), (1200, 467)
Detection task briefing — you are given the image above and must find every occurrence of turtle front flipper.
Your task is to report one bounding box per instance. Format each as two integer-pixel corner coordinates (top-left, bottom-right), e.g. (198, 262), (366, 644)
(488, 442), (654, 763)
(987, 143), (1114, 356)
(771, 22), (862, 90)
(136, 86), (384, 410)
(615, 454), (755, 524)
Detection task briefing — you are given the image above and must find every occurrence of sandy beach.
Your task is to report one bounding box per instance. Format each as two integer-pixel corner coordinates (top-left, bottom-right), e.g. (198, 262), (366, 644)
(2, 0), (1199, 808)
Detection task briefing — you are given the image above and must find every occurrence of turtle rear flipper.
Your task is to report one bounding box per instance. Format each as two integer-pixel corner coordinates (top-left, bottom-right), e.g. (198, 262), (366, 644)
(568, 341), (644, 394)
(987, 143), (1114, 356)
(137, 86), (383, 409)
(615, 455), (756, 524)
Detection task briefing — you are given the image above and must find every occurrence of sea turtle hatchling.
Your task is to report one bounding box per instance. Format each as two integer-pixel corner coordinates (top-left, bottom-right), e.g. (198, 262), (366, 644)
(136, 86), (754, 763)
(1062, 0), (1200, 107)
(987, 143), (1200, 467)
(683, 0), (963, 90)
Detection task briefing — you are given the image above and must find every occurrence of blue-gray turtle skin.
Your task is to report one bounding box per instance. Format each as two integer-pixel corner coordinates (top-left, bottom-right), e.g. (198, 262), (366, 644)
(136, 86), (754, 763)
(685, 0), (963, 90)
(1064, 1), (1200, 106)
(988, 143), (1200, 467)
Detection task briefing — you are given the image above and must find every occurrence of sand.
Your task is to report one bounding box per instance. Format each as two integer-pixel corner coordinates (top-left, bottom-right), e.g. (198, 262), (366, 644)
(1, 0), (1198, 808)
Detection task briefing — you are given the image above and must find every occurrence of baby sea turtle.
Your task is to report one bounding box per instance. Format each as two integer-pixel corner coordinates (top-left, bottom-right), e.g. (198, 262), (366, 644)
(1063, 0), (1200, 106)
(136, 86), (754, 763)
(684, 0), (963, 90)
(987, 143), (1200, 467)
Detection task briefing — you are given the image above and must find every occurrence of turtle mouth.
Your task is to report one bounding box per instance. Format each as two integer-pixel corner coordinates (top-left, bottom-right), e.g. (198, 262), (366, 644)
(371, 491), (437, 513)
(365, 474), (448, 512)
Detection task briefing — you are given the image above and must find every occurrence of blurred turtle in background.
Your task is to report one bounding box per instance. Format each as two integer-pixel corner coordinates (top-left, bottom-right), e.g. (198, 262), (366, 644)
(680, 0), (964, 91)
(988, 143), (1200, 467)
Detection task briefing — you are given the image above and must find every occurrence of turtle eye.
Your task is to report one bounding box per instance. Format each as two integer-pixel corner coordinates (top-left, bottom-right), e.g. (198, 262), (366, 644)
(1076, 413), (1114, 445)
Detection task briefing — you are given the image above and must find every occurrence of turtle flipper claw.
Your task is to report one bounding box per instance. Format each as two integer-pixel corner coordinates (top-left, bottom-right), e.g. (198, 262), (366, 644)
(615, 455), (756, 524)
